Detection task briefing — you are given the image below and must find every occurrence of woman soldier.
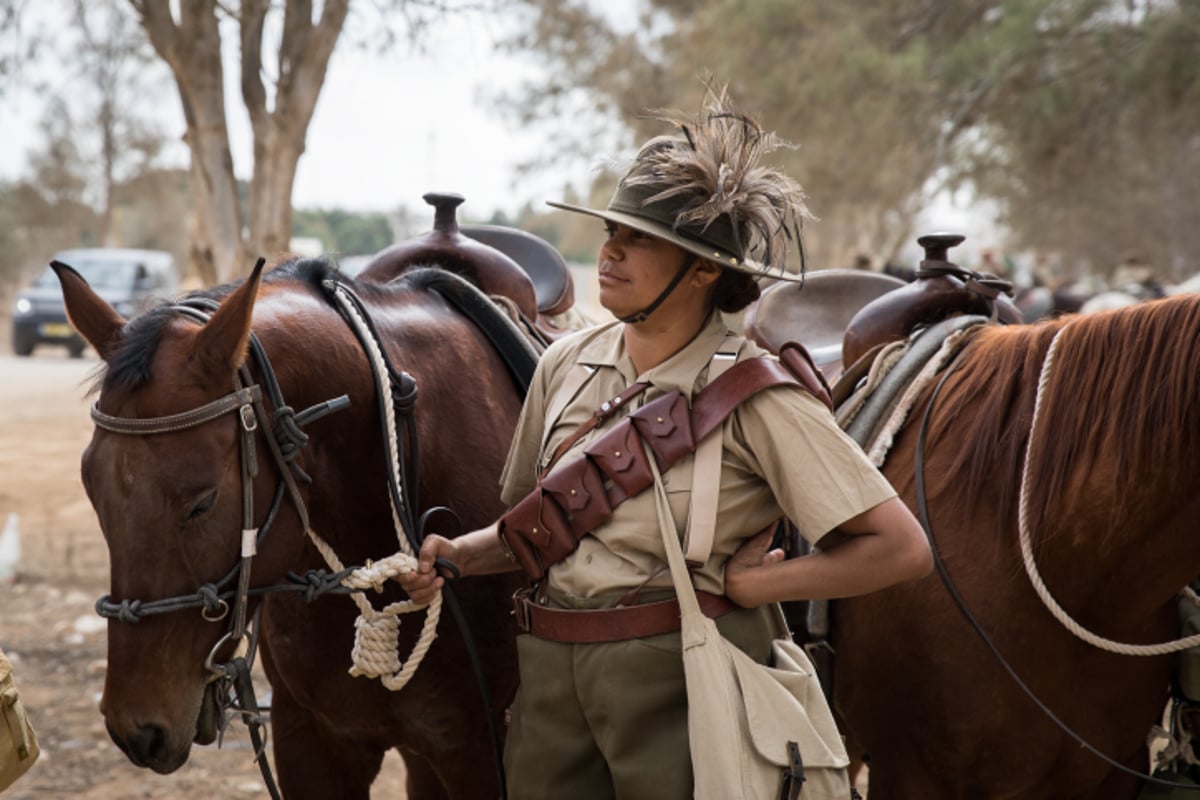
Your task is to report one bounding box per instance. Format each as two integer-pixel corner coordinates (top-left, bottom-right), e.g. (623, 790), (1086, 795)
(399, 83), (932, 798)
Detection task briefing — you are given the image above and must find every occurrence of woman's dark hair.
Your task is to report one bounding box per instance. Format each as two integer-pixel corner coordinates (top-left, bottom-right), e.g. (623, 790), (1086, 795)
(712, 266), (762, 313)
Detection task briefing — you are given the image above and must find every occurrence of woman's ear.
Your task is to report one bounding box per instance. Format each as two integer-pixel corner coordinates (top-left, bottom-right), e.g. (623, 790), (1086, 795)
(691, 258), (722, 287)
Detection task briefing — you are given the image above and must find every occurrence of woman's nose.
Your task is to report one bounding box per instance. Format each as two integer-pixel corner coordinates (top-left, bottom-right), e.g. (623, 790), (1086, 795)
(601, 235), (624, 261)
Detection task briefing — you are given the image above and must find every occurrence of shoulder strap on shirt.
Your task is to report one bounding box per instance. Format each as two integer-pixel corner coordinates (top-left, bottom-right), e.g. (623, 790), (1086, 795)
(538, 362), (597, 460)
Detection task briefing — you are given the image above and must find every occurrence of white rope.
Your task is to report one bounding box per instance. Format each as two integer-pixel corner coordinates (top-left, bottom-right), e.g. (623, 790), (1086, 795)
(295, 283), (443, 691)
(1018, 324), (1200, 655)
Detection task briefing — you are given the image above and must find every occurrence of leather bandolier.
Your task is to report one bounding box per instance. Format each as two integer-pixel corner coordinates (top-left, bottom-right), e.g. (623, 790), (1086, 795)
(498, 341), (833, 581)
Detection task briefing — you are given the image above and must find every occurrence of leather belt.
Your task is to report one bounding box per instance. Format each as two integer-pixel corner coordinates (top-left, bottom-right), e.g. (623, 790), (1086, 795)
(513, 590), (738, 643)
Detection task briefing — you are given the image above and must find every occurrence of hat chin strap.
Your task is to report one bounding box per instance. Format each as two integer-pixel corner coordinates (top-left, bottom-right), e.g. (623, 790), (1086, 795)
(619, 256), (697, 324)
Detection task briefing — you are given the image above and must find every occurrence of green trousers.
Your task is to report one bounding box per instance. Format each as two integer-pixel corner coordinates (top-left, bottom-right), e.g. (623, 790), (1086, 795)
(503, 591), (774, 800)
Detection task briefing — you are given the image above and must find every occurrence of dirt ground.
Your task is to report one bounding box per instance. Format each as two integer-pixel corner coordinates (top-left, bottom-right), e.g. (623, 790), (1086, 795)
(0, 350), (410, 798)
(0, 264), (603, 799)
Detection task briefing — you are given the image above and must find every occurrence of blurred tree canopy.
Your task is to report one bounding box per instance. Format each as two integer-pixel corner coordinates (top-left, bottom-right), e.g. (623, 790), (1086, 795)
(503, 0), (1200, 280)
(293, 208), (395, 256)
(1, 0), (488, 287)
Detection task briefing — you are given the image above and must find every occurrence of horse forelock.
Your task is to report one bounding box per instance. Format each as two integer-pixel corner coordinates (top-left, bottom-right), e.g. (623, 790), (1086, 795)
(933, 294), (1200, 539)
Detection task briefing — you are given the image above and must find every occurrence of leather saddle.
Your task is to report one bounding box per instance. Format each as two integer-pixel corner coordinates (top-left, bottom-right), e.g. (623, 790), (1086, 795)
(460, 224), (575, 318)
(841, 233), (1022, 369)
(356, 193), (578, 340)
(743, 269), (906, 381)
(744, 233), (1021, 384)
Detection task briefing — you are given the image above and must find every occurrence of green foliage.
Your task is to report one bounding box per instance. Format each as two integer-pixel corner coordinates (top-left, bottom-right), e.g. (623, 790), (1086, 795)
(504, 0), (1200, 279)
(293, 208), (395, 256)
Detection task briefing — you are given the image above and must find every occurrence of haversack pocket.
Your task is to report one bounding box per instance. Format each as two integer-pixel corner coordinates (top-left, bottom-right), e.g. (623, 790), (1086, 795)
(0, 648), (40, 792)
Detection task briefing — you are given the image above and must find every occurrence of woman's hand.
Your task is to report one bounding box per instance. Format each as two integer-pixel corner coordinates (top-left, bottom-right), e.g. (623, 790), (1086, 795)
(723, 527), (787, 607)
(399, 534), (460, 606)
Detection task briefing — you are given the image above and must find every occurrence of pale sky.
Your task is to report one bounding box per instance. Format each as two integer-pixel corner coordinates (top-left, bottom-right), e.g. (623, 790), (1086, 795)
(0, 2), (997, 261)
(0, 7), (598, 221)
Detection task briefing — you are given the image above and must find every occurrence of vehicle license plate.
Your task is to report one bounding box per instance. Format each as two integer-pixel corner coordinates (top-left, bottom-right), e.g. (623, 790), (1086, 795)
(39, 323), (74, 338)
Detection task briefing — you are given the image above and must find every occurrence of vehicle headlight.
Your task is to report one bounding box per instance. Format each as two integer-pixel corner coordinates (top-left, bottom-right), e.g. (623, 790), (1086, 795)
(14, 298), (32, 315)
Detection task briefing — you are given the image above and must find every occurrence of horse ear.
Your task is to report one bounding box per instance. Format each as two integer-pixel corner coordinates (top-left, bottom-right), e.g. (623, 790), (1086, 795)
(194, 259), (266, 375)
(52, 260), (126, 361)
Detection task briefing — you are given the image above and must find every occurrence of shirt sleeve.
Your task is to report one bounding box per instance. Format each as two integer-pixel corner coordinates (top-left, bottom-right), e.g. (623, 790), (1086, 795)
(727, 383), (898, 543)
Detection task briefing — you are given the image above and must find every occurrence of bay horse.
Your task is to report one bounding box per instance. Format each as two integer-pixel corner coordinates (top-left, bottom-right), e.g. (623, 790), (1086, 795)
(55, 256), (528, 799)
(832, 292), (1200, 797)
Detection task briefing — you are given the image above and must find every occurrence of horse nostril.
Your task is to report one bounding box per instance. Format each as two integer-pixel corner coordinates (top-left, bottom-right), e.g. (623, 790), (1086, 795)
(124, 722), (167, 768)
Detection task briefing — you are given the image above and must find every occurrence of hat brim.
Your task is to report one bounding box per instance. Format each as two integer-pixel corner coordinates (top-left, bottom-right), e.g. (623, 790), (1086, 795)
(546, 200), (805, 284)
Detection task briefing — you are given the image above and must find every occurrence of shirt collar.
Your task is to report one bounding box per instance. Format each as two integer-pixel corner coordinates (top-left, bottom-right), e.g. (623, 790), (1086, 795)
(576, 311), (732, 394)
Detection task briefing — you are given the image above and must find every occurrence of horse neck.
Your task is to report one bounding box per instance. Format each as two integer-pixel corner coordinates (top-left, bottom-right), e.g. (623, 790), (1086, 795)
(1012, 301), (1200, 618)
(928, 302), (1200, 621)
(250, 285), (520, 559)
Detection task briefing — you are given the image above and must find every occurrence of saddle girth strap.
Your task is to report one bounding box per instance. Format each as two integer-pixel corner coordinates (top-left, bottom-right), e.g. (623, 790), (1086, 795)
(498, 345), (828, 580)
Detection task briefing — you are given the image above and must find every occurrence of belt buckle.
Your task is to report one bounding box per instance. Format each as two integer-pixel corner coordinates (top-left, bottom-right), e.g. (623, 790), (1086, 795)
(511, 587), (534, 633)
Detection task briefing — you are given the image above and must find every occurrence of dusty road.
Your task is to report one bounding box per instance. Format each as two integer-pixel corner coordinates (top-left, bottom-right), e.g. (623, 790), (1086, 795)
(0, 351), (409, 798)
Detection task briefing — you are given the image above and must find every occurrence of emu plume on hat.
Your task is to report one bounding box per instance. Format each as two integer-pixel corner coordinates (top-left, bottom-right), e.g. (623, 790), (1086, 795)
(548, 82), (814, 283)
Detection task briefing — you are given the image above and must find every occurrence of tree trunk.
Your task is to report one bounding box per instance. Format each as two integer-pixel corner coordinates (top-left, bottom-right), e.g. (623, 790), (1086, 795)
(133, 0), (348, 283)
(133, 0), (248, 285)
(241, 0), (349, 262)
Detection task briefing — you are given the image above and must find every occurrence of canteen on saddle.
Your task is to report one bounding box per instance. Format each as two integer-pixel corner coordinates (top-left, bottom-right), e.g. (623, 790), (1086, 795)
(841, 233), (1022, 370)
(743, 269), (906, 380)
(357, 193), (578, 340)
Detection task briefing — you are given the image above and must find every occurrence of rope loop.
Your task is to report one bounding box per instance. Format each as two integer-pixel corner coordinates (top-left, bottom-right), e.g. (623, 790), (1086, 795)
(1019, 325), (1200, 656)
(116, 599), (143, 624)
(292, 569), (338, 602)
(271, 405), (310, 462)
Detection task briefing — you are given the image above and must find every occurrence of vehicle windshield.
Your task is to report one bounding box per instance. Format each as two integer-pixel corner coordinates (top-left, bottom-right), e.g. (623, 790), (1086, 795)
(35, 259), (141, 290)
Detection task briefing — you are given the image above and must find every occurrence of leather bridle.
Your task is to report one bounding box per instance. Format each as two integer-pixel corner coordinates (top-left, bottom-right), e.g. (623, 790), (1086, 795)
(91, 294), (351, 799)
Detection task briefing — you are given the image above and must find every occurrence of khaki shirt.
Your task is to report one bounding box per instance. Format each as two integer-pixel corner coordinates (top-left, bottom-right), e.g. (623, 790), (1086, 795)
(499, 311), (896, 598)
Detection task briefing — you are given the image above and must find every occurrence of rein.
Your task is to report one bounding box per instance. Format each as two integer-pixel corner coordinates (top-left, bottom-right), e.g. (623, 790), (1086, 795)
(914, 338), (1200, 792)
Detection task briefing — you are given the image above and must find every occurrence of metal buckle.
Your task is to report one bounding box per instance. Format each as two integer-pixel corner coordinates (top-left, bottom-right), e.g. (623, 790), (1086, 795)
(511, 589), (533, 633)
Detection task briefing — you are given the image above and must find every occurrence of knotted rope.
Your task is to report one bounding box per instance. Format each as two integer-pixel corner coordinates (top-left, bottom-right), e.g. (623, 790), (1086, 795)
(1019, 324), (1200, 655)
(304, 283), (443, 691)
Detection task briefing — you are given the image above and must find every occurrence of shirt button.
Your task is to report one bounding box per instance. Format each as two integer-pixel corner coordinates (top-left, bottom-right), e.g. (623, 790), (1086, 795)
(586, 554), (593, 564)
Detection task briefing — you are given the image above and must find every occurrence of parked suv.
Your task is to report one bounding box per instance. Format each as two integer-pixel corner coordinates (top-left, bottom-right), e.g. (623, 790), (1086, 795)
(11, 248), (180, 357)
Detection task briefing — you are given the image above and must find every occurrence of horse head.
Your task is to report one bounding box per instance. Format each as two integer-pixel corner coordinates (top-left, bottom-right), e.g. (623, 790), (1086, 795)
(57, 259), (302, 773)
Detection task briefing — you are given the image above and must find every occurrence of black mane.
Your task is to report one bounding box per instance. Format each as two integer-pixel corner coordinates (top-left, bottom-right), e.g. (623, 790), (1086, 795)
(96, 256), (350, 396)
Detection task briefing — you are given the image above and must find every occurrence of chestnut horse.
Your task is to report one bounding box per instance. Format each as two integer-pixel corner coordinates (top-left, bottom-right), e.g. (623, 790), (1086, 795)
(56, 257), (527, 799)
(833, 293), (1200, 798)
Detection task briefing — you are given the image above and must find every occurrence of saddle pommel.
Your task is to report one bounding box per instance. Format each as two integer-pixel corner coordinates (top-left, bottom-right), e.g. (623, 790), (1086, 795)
(842, 233), (1022, 370)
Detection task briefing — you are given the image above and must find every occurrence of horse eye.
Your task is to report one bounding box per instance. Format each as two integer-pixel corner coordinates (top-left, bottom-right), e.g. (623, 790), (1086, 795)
(187, 492), (217, 521)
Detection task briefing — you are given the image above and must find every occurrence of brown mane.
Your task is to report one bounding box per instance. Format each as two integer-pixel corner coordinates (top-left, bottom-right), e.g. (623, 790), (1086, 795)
(928, 293), (1200, 536)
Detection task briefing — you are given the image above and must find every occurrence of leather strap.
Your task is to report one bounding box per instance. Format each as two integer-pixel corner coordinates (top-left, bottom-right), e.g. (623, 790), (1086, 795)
(684, 335), (741, 565)
(541, 379), (650, 477)
(498, 343), (831, 580)
(513, 590), (737, 643)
